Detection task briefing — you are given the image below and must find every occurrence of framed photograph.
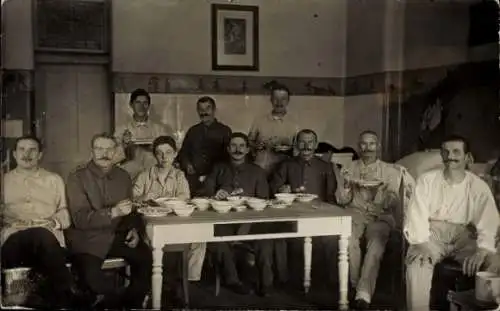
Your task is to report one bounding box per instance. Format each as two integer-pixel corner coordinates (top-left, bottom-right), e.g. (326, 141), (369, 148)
(211, 4), (259, 71)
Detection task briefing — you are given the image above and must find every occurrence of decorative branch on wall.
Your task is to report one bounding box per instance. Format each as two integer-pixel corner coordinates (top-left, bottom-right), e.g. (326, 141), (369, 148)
(112, 63), (465, 97)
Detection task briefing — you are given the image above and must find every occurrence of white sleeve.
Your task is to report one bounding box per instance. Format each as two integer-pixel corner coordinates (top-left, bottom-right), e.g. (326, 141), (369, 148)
(403, 175), (431, 245)
(473, 184), (500, 252)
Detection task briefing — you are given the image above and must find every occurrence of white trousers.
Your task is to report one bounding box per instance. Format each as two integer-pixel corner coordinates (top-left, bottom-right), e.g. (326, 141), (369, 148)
(406, 221), (477, 311)
(188, 243), (206, 281)
(349, 210), (393, 303)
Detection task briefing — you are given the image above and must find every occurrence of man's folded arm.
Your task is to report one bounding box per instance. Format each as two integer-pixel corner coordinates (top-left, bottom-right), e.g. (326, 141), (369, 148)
(66, 173), (119, 230)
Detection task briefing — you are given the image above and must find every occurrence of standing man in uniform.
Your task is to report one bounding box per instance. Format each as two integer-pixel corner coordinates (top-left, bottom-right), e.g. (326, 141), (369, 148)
(177, 96), (232, 196)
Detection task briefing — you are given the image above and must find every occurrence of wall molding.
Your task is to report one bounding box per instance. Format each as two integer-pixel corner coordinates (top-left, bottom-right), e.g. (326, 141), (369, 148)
(112, 62), (474, 97)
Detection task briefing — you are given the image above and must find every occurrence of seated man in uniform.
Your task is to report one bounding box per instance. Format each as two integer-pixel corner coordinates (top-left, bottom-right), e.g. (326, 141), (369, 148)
(202, 132), (273, 296)
(2, 136), (86, 308)
(66, 133), (153, 309)
(270, 129), (352, 288)
(404, 135), (500, 311)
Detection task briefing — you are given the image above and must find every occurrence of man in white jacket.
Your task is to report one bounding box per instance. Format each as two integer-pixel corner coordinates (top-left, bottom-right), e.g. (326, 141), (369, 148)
(404, 135), (500, 311)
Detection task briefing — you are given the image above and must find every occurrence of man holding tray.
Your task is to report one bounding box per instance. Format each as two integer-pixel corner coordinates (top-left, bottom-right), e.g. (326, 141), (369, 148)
(114, 88), (174, 179)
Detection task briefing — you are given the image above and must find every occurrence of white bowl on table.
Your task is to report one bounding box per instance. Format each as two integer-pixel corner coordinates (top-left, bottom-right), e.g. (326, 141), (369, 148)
(211, 200), (233, 214)
(172, 204), (195, 217)
(191, 198), (211, 211)
(247, 198), (267, 211)
(296, 193), (318, 203)
(162, 199), (188, 210)
(233, 205), (247, 212)
(227, 196), (245, 206)
(275, 193), (296, 205)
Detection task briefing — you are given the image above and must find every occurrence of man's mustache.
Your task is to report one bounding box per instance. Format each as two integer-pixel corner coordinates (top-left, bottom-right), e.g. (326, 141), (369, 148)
(232, 152), (244, 155)
(21, 157), (33, 161)
(98, 157), (112, 161)
(200, 113), (210, 117)
(445, 159), (459, 163)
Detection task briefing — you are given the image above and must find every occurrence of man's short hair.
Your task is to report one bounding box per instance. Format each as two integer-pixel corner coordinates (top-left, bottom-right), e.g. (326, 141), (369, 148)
(229, 132), (249, 147)
(359, 130), (379, 140)
(441, 134), (471, 154)
(296, 129), (318, 142)
(271, 83), (291, 98)
(197, 96), (216, 109)
(130, 88), (151, 104)
(152, 135), (177, 153)
(91, 133), (117, 148)
(14, 135), (43, 151)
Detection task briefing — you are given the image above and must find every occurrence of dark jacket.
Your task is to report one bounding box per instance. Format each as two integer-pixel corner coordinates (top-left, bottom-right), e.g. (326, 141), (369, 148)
(65, 161), (143, 259)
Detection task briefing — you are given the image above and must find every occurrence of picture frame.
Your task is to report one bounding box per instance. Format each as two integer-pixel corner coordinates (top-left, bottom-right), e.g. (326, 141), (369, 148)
(211, 4), (259, 71)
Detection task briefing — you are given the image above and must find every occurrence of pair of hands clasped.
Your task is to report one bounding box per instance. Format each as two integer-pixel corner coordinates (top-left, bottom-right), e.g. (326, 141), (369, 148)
(110, 199), (140, 249)
(407, 242), (491, 276)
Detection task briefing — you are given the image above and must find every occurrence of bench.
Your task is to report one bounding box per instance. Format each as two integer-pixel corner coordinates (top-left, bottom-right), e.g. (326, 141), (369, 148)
(1, 258), (129, 307)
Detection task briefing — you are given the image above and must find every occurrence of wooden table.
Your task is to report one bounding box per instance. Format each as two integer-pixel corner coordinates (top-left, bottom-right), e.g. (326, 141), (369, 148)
(145, 201), (352, 310)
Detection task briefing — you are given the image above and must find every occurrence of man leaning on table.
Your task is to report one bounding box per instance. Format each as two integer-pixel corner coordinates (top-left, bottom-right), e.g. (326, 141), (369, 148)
(65, 133), (152, 309)
(342, 130), (415, 310)
(270, 129), (353, 287)
(1, 136), (87, 308)
(202, 132), (274, 296)
(133, 135), (206, 284)
(404, 135), (500, 311)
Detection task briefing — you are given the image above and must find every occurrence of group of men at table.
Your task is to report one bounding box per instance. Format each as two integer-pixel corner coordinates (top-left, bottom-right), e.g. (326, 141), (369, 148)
(2, 85), (500, 311)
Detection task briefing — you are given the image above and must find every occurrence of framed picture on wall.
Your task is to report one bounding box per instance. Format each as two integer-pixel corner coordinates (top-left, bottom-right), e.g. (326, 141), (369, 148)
(211, 4), (259, 71)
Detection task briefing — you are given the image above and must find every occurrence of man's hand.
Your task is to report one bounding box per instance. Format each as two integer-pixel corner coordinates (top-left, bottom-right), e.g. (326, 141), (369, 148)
(186, 163), (196, 175)
(122, 129), (133, 145)
(278, 184), (292, 193)
(214, 189), (230, 200)
(230, 188), (244, 196)
(406, 242), (435, 266)
(110, 199), (133, 218)
(463, 248), (491, 276)
(125, 228), (140, 249)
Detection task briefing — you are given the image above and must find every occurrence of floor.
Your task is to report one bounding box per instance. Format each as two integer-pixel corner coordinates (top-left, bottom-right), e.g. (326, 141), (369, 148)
(162, 238), (405, 310)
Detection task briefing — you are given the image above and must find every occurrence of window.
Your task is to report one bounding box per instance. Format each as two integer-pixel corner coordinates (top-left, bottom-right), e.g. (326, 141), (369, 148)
(35, 0), (108, 53)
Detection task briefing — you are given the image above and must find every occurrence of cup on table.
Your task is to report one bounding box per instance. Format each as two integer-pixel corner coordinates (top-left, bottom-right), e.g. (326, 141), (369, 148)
(476, 271), (500, 302)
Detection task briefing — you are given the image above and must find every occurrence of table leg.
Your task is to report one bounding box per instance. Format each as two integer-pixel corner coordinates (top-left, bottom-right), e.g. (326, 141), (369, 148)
(338, 234), (349, 310)
(303, 237), (312, 293)
(151, 247), (163, 309)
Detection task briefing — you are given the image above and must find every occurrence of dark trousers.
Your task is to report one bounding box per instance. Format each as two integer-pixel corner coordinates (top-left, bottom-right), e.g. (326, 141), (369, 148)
(212, 224), (285, 288)
(71, 234), (153, 308)
(285, 236), (339, 288)
(186, 173), (202, 197)
(1, 228), (74, 304)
